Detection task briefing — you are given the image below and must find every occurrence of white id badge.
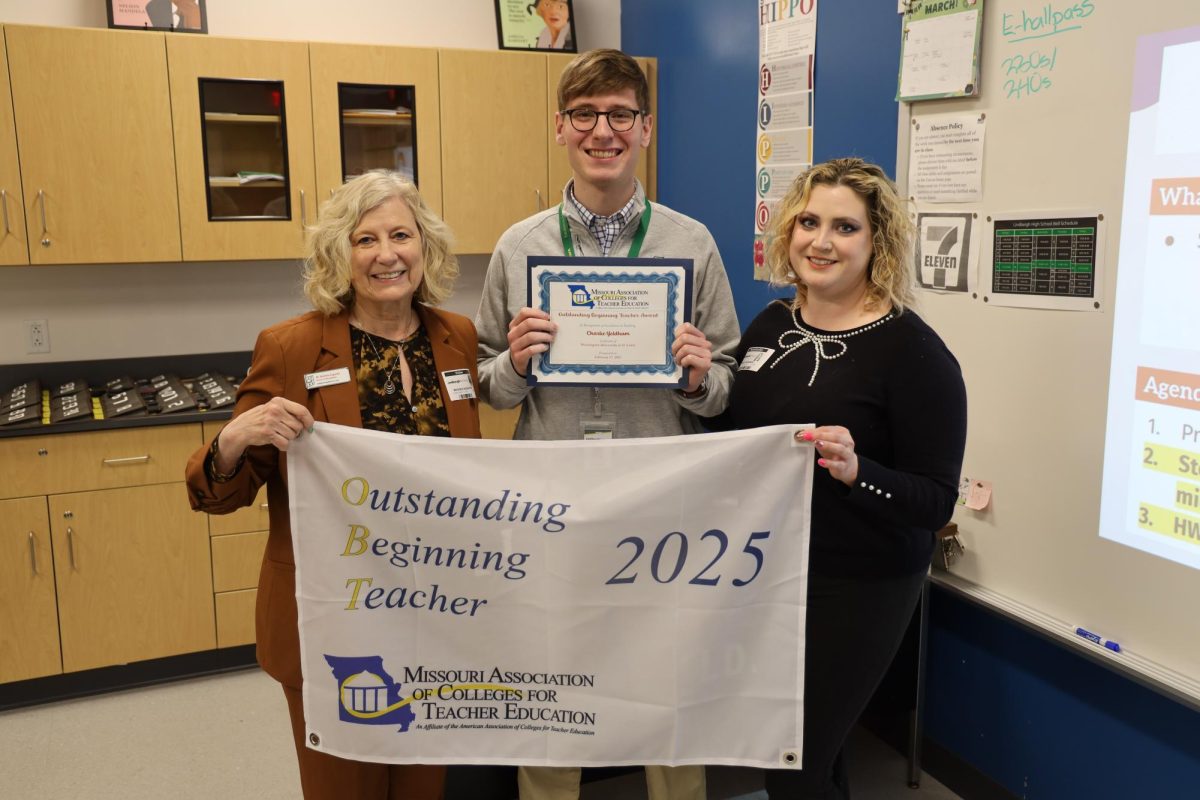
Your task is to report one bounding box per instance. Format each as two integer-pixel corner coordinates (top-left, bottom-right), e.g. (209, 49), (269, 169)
(739, 347), (775, 372)
(580, 413), (616, 440)
(441, 369), (476, 401)
(304, 367), (351, 389)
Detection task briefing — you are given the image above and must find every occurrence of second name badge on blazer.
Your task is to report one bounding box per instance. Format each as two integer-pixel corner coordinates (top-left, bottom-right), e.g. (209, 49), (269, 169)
(441, 369), (476, 401)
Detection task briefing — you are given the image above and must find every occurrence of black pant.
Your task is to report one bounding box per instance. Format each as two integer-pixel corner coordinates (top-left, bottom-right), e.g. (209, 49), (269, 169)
(765, 570), (927, 800)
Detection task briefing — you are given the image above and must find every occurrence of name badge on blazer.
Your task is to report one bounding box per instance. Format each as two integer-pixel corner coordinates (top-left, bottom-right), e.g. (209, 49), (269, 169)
(304, 367), (351, 390)
(441, 369), (476, 401)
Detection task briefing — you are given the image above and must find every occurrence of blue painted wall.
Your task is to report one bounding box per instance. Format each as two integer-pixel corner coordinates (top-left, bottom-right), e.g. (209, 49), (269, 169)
(623, 0), (901, 332)
(622, 2), (1200, 797)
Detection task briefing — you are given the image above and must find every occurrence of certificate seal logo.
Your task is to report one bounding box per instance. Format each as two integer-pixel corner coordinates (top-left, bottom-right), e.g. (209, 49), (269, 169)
(567, 284), (595, 308)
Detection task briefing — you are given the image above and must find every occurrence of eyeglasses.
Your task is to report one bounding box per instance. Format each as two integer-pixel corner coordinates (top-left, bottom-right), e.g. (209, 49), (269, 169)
(561, 108), (643, 132)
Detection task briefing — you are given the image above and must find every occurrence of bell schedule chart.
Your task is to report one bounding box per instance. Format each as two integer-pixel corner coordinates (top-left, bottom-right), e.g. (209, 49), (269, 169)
(990, 215), (1098, 299)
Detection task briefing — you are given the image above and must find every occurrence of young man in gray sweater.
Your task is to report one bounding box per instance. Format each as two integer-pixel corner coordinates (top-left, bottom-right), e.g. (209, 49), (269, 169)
(474, 49), (739, 800)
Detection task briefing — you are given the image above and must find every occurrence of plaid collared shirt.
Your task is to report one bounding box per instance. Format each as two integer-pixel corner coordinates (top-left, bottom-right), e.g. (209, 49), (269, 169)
(567, 185), (640, 257)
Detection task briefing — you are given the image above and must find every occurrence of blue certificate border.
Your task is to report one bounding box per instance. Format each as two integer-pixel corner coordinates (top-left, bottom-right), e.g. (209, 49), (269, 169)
(526, 257), (694, 388)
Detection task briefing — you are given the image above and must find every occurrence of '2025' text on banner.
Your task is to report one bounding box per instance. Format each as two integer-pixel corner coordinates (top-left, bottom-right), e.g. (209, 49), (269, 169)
(288, 422), (814, 768)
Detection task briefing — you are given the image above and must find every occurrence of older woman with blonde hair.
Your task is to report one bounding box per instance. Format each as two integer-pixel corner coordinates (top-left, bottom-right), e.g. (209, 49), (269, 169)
(185, 170), (479, 799)
(714, 158), (967, 799)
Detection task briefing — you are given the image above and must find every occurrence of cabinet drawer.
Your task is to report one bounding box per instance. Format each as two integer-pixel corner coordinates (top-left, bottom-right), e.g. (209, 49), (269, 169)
(215, 589), (257, 648)
(0, 425), (202, 499)
(211, 530), (267, 592)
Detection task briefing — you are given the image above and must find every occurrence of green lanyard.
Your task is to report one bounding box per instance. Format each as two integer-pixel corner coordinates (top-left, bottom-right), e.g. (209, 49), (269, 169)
(558, 202), (652, 258)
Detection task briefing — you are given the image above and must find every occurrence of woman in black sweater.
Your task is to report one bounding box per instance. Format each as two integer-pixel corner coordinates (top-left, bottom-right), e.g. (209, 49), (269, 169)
(721, 159), (967, 799)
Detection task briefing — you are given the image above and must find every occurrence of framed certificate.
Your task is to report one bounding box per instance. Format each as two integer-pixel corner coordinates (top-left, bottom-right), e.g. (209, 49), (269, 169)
(527, 257), (694, 388)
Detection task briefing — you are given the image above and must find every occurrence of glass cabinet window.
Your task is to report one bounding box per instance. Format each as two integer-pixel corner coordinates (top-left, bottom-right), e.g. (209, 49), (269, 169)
(199, 78), (291, 220)
(338, 83), (418, 185)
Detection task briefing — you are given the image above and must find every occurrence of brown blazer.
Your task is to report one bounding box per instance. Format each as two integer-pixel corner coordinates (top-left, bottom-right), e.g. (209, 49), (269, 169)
(185, 305), (482, 688)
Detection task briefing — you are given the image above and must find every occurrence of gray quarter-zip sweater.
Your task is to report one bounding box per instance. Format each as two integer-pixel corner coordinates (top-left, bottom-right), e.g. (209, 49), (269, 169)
(475, 181), (740, 440)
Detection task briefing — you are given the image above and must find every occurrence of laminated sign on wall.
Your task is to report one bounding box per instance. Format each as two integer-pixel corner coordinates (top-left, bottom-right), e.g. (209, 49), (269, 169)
(288, 423), (814, 768)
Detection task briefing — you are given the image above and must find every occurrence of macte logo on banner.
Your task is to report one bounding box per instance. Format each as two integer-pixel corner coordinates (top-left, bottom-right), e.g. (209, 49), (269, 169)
(325, 654), (598, 736)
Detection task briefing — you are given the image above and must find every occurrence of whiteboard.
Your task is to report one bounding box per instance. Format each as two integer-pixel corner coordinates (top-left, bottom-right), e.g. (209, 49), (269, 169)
(896, 0), (1200, 704)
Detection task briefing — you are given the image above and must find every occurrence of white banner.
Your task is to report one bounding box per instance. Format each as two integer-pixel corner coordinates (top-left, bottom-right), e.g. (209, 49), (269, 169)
(289, 423), (813, 769)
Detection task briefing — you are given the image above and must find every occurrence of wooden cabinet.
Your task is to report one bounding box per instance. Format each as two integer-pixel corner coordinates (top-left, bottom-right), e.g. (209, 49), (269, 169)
(0, 27), (656, 264)
(0, 423), (216, 679)
(0, 497), (61, 683)
(167, 35), (316, 261)
(0, 425), (201, 501)
(440, 50), (549, 254)
(309, 43), (443, 216)
(49, 483), (213, 673)
(4, 25), (182, 265)
(0, 28), (29, 266)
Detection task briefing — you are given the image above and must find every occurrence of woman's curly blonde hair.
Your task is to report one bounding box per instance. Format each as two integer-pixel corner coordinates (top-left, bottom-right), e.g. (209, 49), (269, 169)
(765, 158), (915, 313)
(303, 171), (458, 316)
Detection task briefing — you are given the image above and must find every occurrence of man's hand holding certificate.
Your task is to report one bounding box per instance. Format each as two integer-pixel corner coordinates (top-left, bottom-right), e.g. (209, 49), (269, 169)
(525, 257), (694, 388)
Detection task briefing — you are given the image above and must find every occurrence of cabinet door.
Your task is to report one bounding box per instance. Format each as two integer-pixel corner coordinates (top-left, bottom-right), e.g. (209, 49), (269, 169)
(440, 50), (548, 254)
(168, 35), (316, 261)
(310, 43), (442, 216)
(5, 25), (182, 264)
(546, 54), (657, 204)
(50, 483), (214, 673)
(0, 28), (29, 266)
(0, 497), (61, 683)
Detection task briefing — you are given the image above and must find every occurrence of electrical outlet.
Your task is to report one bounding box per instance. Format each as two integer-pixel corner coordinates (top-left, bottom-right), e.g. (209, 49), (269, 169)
(26, 319), (50, 354)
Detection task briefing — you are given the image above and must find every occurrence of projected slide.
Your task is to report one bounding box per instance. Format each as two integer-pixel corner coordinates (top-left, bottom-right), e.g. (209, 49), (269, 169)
(1100, 27), (1200, 570)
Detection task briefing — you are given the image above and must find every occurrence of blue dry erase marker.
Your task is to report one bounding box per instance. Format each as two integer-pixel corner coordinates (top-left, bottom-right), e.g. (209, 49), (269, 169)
(1075, 626), (1121, 652)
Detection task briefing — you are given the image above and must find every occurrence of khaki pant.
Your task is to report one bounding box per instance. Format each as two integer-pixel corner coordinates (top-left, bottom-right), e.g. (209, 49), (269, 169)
(518, 765), (706, 800)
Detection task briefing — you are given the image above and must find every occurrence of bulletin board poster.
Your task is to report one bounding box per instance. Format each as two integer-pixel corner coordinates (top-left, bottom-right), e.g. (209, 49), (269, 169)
(755, 0), (817, 281)
(898, 0), (983, 101)
(1099, 25), (1200, 572)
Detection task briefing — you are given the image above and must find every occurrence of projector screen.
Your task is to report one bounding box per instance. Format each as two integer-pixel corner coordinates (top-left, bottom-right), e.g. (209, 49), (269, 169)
(1099, 29), (1200, 572)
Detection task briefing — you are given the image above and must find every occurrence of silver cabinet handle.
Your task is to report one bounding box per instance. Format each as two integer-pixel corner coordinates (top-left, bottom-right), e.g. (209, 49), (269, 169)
(37, 190), (50, 247)
(300, 189), (307, 228)
(102, 455), (151, 466)
(535, 188), (543, 211)
(37, 448), (48, 456)
(1, 189), (10, 236)
(260, 502), (269, 510)
(28, 531), (38, 575)
(67, 526), (76, 569)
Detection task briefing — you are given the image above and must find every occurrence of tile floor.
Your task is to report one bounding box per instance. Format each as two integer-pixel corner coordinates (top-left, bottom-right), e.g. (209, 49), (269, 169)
(0, 668), (962, 799)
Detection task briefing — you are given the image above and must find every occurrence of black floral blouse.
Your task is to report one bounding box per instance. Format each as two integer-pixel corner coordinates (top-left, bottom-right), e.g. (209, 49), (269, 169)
(350, 324), (450, 437)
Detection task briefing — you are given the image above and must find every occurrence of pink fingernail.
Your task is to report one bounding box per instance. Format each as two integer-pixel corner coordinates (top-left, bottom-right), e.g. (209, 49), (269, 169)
(801, 431), (814, 441)
(815, 440), (825, 448)
(817, 458), (827, 467)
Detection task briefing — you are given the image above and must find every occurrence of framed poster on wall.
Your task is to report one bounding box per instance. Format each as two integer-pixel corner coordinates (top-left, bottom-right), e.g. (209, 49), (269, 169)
(107, 0), (208, 33)
(495, 0), (577, 53)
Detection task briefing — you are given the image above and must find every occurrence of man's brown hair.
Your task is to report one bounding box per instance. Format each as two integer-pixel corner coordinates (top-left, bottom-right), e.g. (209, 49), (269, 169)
(557, 48), (649, 111)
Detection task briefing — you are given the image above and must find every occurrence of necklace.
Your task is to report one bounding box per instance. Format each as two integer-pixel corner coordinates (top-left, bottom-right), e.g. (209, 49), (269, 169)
(360, 326), (416, 396)
(770, 306), (894, 386)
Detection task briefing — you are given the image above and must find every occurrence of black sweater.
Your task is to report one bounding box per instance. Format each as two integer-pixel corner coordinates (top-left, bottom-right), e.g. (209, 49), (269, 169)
(717, 301), (967, 578)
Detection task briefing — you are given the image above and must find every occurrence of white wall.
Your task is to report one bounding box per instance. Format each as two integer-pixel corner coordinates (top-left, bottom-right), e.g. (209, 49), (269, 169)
(0, 1), (619, 364)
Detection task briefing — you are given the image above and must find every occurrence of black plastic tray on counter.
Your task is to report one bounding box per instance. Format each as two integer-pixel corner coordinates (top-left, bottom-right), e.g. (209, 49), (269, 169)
(0, 351), (251, 438)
